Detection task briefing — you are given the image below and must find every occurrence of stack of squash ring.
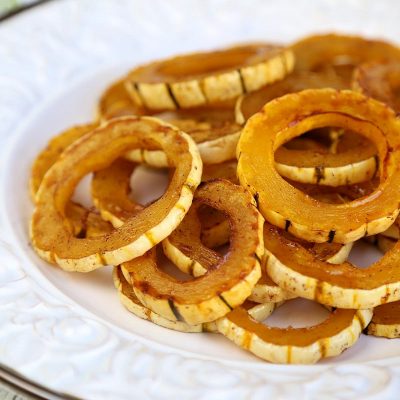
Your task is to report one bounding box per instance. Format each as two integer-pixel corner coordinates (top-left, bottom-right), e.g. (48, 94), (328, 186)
(30, 34), (400, 364)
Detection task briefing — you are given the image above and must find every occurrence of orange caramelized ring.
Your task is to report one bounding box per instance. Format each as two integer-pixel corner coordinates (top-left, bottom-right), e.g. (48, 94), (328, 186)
(264, 222), (400, 309)
(125, 44), (294, 110)
(217, 300), (371, 364)
(31, 117), (202, 272)
(237, 89), (400, 243)
(121, 179), (263, 325)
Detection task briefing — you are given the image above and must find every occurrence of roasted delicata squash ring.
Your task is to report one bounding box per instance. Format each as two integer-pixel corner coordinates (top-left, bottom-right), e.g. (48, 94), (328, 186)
(98, 79), (145, 121)
(125, 106), (242, 166)
(237, 89), (400, 243)
(217, 299), (372, 364)
(114, 266), (275, 333)
(31, 117), (202, 272)
(264, 222), (400, 309)
(121, 180), (263, 325)
(291, 34), (400, 83)
(163, 209), (352, 304)
(125, 44), (294, 111)
(253, 231), (353, 303)
(353, 61), (400, 112)
(30, 122), (98, 199)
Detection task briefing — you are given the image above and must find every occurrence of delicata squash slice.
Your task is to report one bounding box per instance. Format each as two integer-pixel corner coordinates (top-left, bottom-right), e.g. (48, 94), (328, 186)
(353, 61), (400, 112)
(265, 222), (400, 309)
(125, 105), (242, 166)
(31, 117), (202, 272)
(237, 89), (400, 243)
(113, 266), (275, 333)
(255, 230), (353, 303)
(121, 180), (263, 325)
(125, 44), (294, 110)
(217, 299), (372, 364)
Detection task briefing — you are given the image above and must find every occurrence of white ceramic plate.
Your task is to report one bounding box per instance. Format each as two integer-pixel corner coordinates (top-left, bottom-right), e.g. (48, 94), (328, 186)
(1, 0), (400, 398)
